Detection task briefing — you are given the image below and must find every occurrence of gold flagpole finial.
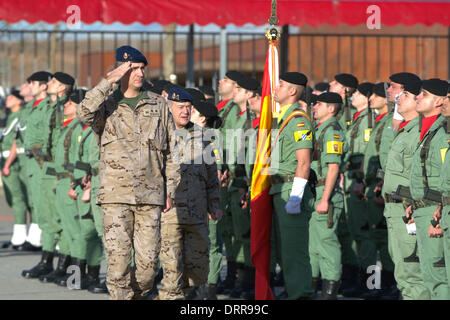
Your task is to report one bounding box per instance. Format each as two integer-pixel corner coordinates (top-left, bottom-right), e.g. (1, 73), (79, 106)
(266, 0), (280, 41)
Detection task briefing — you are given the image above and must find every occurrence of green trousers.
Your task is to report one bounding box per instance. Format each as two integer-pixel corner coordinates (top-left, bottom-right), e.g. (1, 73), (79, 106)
(217, 186), (239, 263)
(344, 188), (377, 270)
(272, 188), (313, 299)
(1, 160), (28, 224)
(441, 206), (450, 289)
(384, 204), (429, 300)
(40, 173), (70, 255)
(415, 206), (450, 300)
(309, 189), (344, 282)
(229, 189), (251, 267)
(26, 158), (43, 225)
(208, 219), (223, 285)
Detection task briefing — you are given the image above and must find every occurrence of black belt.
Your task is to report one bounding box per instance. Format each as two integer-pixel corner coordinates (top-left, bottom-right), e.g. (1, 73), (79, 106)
(413, 199), (438, 209)
(384, 193), (402, 204)
(270, 174), (295, 185)
(442, 196), (450, 206)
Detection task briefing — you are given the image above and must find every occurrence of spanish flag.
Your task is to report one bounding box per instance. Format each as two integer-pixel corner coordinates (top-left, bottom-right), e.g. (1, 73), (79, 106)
(250, 39), (278, 300)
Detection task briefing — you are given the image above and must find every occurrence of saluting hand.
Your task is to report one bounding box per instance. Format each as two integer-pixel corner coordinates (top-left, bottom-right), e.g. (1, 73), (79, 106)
(106, 61), (132, 84)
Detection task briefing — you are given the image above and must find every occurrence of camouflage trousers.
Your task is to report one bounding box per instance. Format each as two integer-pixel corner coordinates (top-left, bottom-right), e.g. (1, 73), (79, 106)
(159, 211), (210, 300)
(101, 203), (162, 300)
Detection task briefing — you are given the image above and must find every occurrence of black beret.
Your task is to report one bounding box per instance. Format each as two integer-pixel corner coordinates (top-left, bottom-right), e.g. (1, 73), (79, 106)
(148, 80), (167, 95)
(402, 79), (422, 96)
(27, 71), (52, 83)
(168, 87), (193, 103)
(357, 82), (375, 97)
(53, 72), (75, 86)
(335, 73), (358, 89)
(185, 88), (206, 104)
(10, 89), (24, 101)
(237, 77), (260, 92)
(225, 70), (245, 82)
(314, 82), (330, 92)
(280, 72), (308, 86)
(389, 72), (421, 86)
(116, 45), (148, 66)
(194, 101), (218, 118)
(69, 89), (87, 104)
(310, 94), (319, 105)
(198, 85), (215, 97)
(317, 92), (343, 104)
(163, 82), (181, 94)
(422, 78), (449, 97)
(372, 82), (387, 98)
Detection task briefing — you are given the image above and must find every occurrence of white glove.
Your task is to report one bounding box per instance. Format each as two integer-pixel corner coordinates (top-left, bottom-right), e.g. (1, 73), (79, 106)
(285, 177), (308, 214)
(393, 94), (404, 121)
(406, 223), (416, 235)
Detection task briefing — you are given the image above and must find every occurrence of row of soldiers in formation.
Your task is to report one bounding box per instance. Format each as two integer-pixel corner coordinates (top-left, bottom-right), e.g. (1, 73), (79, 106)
(1, 46), (450, 300)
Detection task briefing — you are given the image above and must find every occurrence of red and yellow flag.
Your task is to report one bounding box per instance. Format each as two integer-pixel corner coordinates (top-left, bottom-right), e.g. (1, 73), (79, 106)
(250, 39), (279, 300)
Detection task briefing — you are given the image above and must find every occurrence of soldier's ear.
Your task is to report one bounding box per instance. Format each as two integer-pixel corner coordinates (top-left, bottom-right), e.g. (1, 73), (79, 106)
(434, 96), (445, 108)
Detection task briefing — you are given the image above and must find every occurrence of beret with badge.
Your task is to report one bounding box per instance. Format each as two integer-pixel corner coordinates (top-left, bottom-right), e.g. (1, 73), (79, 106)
(317, 92), (343, 104)
(335, 73), (358, 89)
(421, 78), (449, 97)
(280, 72), (308, 86)
(116, 45), (148, 66)
(168, 87), (193, 104)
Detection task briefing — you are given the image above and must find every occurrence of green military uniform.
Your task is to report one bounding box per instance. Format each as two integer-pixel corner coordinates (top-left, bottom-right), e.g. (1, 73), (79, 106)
(1, 109), (29, 229)
(382, 116), (429, 299)
(343, 108), (377, 272)
(269, 102), (315, 299)
(438, 132), (450, 287)
(336, 98), (356, 132)
(363, 112), (395, 285)
(309, 117), (345, 283)
(378, 113), (395, 171)
(409, 115), (450, 299)
(72, 125), (103, 268)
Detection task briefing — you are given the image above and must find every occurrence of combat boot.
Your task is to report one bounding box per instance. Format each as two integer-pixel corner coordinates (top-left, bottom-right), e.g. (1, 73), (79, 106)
(342, 269), (368, 298)
(39, 254), (71, 283)
(230, 263), (246, 298)
(80, 265), (101, 290)
(321, 280), (340, 300)
(311, 277), (321, 299)
(88, 281), (108, 294)
(21, 251), (54, 279)
(204, 283), (218, 300)
(241, 266), (255, 300)
(55, 258), (87, 288)
(217, 261), (237, 295)
(339, 264), (359, 293)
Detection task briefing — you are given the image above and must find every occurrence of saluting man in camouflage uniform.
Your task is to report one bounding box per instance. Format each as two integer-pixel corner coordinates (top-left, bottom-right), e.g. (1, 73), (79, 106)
(77, 46), (180, 300)
(158, 87), (221, 300)
(309, 92), (346, 300)
(407, 79), (450, 300)
(270, 72), (315, 300)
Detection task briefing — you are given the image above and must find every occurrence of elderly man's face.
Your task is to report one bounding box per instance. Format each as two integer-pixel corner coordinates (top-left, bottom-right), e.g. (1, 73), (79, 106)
(169, 101), (192, 128)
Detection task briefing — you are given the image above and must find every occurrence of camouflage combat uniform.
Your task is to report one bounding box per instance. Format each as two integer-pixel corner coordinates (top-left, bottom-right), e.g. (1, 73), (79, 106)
(77, 78), (180, 300)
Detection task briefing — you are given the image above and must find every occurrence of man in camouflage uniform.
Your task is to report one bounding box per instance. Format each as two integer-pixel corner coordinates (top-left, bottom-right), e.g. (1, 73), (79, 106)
(158, 87), (221, 300)
(77, 46), (180, 300)
(406, 79), (450, 299)
(382, 75), (429, 300)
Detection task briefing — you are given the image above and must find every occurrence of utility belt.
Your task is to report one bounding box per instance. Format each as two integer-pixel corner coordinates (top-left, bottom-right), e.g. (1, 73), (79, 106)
(1, 147), (25, 158)
(384, 193), (403, 204)
(270, 169), (318, 199)
(412, 199), (439, 210)
(55, 172), (73, 180)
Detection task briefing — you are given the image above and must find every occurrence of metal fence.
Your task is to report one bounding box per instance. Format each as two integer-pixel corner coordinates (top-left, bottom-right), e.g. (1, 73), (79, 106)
(0, 29), (448, 91)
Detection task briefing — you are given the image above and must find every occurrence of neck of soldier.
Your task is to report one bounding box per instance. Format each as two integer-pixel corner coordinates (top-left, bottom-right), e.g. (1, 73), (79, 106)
(402, 109), (419, 122)
(318, 114), (333, 125)
(221, 92), (233, 101)
(421, 108), (441, 119)
(24, 95), (34, 103)
(35, 91), (47, 101)
(65, 113), (76, 121)
(50, 91), (64, 103)
(237, 101), (247, 113)
(121, 81), (140, 98)
(9, 104), (21, 113)
(355, 103), (367, 112)
(376, 104), (388, 116)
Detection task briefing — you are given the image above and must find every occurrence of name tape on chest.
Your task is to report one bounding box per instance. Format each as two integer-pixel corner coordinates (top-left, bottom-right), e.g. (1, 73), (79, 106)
(143, 107), (160, 117)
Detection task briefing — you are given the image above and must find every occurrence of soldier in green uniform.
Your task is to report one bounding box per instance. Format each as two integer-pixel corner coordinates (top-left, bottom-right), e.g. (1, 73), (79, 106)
(357, 83), (396, 299)
(1, 90), (29, 249)
(382, 75), (430, 300)
(215, 70), (245, 295)
(309, 92), (345, 299)
(270, 72), (315, 300)
(341, 82), (378, 297)
(328, 73), (361, 291)
(407, 78), (450, 300)
(436, 89), (450, 288)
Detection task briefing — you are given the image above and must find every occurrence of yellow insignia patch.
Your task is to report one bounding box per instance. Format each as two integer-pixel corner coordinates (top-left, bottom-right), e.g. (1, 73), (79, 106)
(441, 148), (448, 164)
(364, 129), (372, 142)
(294, 130), (312, 142)
(123, 52), (129, 59)
(78, 136), (82, 143)
(327, 141), (343, 154)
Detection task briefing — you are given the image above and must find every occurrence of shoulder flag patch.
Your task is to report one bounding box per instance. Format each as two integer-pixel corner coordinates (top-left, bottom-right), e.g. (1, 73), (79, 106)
(333, 134), (341, 140)
(297, 123), (305, 127)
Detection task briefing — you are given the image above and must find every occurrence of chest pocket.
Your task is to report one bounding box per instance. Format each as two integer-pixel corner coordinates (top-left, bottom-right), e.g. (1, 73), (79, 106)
(386, 141), (406, 174)
(147, 117), (167, 151)
(428, 147), (443, 177)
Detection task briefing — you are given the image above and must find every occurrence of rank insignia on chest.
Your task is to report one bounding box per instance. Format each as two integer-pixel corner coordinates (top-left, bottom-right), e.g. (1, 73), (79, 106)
(441, 148), (448, 164)
(143, 108), (160, 117)
(364, 129), (372, 142)
(78, 136), (82, 143)
(294, 129), (312, 142)
(327, 141), (343, 154)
